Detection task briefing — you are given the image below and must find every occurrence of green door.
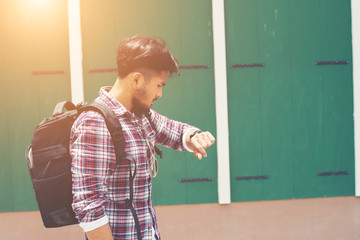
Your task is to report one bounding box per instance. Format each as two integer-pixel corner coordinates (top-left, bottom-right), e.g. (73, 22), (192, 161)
(225, 0), (354, 202)
(81, 0), (218, 205)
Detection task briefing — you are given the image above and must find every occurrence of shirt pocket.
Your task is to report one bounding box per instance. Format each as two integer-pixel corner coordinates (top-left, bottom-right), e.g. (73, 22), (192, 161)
(142, 118), (155, 145)
(146, 129), (156, 145)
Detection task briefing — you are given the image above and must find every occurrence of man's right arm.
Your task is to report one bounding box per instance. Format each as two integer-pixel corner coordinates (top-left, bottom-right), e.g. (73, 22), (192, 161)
(70, 112), (116, 239)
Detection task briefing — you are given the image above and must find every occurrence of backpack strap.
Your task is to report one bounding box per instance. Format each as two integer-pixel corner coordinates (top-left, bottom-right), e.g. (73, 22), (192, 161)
(79, 102), (142, 240)
(79, 102), (128, 165)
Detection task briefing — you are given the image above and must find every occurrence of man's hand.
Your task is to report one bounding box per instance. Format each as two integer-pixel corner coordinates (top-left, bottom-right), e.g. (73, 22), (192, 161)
(186, 130), (215, 160)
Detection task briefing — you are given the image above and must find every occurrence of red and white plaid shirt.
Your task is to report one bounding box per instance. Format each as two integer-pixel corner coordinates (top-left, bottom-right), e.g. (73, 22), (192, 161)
(70, 87), (195, 240)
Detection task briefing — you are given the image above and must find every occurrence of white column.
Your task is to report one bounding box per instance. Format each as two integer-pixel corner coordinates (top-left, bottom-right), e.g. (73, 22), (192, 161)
(352, 0), (360, 196)
(67, 0), (84, 104)
(212, 0), (231, 204)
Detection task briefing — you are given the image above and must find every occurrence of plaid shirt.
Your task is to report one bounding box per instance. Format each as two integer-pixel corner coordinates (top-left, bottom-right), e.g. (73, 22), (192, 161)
(70, 87), (195, 240)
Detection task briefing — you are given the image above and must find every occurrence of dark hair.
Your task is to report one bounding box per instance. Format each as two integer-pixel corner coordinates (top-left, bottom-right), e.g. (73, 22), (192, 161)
(117, 35), (179, 78)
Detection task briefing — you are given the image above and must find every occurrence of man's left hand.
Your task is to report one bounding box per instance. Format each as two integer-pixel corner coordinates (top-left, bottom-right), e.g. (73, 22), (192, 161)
(186, 130), (215, 160)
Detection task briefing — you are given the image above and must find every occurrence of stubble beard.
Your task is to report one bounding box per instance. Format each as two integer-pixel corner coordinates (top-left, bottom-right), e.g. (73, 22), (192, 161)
(132, 96), (150, 116)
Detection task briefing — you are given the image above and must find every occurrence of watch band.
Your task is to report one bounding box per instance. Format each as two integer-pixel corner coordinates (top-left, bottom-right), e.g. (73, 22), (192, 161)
(189, 130), (203, 141)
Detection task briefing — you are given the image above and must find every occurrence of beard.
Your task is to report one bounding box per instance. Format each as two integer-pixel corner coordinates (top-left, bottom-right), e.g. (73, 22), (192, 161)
(132, 97), (151, 116)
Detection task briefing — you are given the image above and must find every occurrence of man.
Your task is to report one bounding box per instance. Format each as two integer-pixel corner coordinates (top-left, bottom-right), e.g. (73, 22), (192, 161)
(70, 35), (215, 240)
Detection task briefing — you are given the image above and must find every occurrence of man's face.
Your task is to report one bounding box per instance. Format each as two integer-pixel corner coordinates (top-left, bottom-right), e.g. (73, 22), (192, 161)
(132, 70), (168, 115)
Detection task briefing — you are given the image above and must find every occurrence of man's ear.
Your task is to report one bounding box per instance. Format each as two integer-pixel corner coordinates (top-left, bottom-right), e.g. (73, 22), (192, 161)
(131, 72), (145, 89)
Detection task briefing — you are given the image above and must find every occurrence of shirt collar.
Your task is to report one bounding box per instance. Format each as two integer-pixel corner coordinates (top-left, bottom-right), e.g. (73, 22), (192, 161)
(97, 86), (134, 118)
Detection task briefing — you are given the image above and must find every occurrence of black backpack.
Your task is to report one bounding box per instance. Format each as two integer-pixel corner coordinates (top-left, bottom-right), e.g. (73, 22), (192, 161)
(26, 100), (163, 239)
(26, 101), (131, 228)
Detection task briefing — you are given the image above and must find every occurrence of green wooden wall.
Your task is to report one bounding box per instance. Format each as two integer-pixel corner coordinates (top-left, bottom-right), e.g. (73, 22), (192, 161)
(0, 0), (354, 212)
(226, 0), (354, 202)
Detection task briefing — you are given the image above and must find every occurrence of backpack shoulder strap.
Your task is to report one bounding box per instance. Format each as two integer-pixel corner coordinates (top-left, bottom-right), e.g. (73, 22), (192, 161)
(81, 103), (140, 239)
(79, 102), (126, 165)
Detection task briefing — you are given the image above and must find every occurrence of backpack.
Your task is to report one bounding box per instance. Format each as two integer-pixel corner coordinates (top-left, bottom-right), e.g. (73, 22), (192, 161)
(25, 101), (130, 228)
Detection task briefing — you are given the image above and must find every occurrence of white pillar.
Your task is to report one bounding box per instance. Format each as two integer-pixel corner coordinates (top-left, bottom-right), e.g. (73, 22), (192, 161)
(67, 0), (84, 104)
(352, 0), (360, 196)
(212, 0), (231, 204)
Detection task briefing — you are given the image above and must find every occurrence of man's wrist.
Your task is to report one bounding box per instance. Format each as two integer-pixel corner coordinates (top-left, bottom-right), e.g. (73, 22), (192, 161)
(183, 128), (199, 152)
(80, 216), (109, 232)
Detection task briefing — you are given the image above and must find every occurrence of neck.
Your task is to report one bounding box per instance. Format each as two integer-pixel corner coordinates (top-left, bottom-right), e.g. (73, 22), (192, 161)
(109, 78), (134, 112)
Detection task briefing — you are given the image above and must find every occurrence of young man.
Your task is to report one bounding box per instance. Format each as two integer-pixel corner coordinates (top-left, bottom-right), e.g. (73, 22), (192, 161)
(70, 36), (215, 240)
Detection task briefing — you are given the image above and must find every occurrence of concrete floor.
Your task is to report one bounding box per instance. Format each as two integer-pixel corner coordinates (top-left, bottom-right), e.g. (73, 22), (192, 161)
(1, 196), (360, 240)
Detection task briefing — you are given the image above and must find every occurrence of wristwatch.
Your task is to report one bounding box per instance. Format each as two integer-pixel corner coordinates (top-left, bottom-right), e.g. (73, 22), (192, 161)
(189, 130), (203, 141)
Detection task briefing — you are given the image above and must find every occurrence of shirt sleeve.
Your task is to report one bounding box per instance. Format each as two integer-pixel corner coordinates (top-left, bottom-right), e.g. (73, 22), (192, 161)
(182, 127), (199, 152)
(148, 109), (199, 151)
(70, 111), (115, 231)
